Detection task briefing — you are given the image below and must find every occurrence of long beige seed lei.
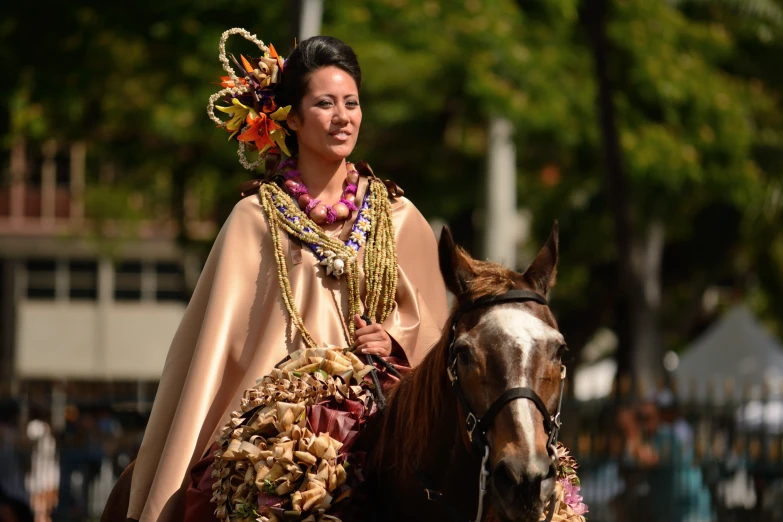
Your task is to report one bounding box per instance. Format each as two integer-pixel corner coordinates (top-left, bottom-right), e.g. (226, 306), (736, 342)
(258, 178), (398, 348)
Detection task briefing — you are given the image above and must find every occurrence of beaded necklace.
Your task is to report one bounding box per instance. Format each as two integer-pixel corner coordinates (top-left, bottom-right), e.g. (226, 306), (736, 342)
(280, 159), (359, 225)
(258, 174), (398, 346)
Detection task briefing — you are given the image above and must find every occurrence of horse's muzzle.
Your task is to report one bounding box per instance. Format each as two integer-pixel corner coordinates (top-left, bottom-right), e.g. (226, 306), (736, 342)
(492, 455), (556, 521)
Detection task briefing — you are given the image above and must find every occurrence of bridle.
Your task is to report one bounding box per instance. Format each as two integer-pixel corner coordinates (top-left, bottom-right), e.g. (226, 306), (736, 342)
(422, 288), (566, 522)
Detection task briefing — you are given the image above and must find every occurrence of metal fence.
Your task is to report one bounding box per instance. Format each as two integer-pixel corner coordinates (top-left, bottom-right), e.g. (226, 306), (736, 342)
(2, 381), (783, 522)
(558, 381), (783, 522)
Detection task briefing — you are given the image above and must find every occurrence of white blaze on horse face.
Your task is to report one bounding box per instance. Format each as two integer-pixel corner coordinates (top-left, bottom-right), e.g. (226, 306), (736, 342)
(473, 306), (563, 464)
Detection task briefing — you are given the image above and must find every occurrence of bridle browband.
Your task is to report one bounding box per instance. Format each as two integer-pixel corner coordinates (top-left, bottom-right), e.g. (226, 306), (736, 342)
(422, 288), (566, 522)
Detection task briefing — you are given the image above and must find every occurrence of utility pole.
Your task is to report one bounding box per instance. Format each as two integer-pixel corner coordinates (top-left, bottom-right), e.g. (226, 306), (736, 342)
(483, 116), (518, 267)
(292, 0), (323, 42)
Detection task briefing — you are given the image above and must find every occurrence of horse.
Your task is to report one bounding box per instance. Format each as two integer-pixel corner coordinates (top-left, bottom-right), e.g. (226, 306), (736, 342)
(101, 223), (566, 522)
(354, 224), (566, 522)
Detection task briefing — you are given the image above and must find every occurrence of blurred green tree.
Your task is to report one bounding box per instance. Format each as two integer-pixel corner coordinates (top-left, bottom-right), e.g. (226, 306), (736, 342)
(577, 0), (783, 387)
(2, 0), (782, 388)
(2, 0), (290, 243)
(327, 0), (783, 388)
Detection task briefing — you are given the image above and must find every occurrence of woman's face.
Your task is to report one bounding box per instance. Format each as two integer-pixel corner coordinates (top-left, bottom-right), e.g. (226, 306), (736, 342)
(287, 66), (362, 162)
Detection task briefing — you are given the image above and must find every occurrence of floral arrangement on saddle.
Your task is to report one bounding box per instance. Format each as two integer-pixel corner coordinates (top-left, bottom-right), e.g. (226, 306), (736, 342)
(540, 443), (588, 522)
(211, 347), (384, 522)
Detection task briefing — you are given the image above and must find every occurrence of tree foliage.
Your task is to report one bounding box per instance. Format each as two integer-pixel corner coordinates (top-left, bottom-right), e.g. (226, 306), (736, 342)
(2, 0), (782, 366)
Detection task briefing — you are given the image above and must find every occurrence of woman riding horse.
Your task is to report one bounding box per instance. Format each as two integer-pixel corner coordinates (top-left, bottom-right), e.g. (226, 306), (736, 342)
(113, 33), (449, 522)
(104, 30), (586, 522)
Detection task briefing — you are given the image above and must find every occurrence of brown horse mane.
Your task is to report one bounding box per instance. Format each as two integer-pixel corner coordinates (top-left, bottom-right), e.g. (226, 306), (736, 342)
(372, 254), (520, 479)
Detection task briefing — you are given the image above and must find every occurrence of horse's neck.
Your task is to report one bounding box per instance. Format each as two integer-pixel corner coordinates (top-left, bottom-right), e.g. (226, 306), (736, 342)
(378, 385), (483, 519)
(435, 430), (483, 511)
(429, 439), (499, 522)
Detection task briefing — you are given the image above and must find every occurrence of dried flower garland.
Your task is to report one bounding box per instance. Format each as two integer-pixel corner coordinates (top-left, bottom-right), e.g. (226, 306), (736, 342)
(211, 346), (378, 522)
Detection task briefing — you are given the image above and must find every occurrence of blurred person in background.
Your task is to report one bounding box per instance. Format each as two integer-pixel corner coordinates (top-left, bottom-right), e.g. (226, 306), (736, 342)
(638, 391), (712, 522)
(23, 419), (57, 522)
(54, 407), (104, 522)
(611, 405), (654, 522)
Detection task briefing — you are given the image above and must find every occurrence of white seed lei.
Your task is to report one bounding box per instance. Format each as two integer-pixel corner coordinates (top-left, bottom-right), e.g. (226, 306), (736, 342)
(318, 250), (350, 278)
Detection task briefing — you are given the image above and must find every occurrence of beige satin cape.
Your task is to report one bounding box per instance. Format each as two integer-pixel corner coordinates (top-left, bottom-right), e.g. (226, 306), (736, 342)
(127, 175), (449, 521)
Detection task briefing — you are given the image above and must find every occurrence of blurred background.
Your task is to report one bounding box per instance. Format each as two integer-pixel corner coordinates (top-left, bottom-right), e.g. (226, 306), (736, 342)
(2, 0), (783, 521)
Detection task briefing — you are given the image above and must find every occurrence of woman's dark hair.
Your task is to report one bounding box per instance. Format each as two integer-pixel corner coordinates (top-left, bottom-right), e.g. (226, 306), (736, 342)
(277, 36), (362, 112)
(276, 36), (361, 156)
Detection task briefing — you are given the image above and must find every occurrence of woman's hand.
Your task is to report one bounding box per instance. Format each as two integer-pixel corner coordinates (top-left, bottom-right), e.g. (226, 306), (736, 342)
(353, 314), (392, 356)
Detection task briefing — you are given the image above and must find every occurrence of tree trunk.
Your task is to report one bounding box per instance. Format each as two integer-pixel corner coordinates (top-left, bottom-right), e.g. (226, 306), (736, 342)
(582, 0), (664, 392)
(630, 220), (665, 395)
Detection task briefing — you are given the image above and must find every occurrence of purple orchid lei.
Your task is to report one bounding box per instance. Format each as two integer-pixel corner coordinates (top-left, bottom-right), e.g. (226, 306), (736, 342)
(269, 183), (373, 276)
(559, 477), (589, 516)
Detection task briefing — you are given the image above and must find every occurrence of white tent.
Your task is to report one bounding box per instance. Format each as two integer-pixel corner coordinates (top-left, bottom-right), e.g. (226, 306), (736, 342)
(674, 305), (783, 402)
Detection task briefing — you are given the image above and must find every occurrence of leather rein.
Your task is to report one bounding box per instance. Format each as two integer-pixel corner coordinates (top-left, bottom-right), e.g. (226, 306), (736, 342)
(420, 289), (566, 522)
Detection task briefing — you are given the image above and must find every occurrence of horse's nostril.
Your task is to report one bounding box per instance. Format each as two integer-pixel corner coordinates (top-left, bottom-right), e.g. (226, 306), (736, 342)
(524, 470), (544, 497)
(493, 456), (557, 516)
(493, 460), (520, 494)
(540, 468), (556, 503)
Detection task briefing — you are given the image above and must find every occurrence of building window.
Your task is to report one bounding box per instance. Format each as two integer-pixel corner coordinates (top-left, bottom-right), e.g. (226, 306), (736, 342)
(114, 260), (142, 301)
(22, 258), (188, 303)
(69, 260), (97, 300)
(25, 260), (56, 299)
(55, 150), (71, 187)
(155, 262), (186, 302)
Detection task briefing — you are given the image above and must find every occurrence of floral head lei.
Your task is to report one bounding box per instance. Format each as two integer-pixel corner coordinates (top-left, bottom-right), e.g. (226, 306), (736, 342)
(207, 28), (292, 171)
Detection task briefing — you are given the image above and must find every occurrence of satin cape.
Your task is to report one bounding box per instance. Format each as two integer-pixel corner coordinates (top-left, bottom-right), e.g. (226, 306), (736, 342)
(127, 174), (449, 521)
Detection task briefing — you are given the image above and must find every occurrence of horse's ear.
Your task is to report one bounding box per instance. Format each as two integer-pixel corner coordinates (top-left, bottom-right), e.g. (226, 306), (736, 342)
(523, 221), (559, 295)
(438, 226), (475, 297)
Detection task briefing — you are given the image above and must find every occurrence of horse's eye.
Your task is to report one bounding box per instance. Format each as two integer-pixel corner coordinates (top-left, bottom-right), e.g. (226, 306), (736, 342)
(556, 344), (570, 360)
(457, 348), (471, 365)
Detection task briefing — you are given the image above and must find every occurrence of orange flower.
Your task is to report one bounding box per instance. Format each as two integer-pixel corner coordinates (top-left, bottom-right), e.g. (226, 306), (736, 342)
(269, 43), (285, 72)
(236, 105), (292, 156)
(263, 97), (277, 114)
(237, 112), (276, 153)
(240, 54), (255, 74)
(217, 76), (247, 89)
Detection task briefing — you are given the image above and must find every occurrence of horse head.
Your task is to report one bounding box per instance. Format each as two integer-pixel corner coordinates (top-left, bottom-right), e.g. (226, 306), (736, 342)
(438, 223), (565, 522)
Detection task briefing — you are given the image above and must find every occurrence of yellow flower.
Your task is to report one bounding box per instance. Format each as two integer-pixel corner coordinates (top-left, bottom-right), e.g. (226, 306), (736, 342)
(215, 98), (252, 138)
(270, 105), (291, 121)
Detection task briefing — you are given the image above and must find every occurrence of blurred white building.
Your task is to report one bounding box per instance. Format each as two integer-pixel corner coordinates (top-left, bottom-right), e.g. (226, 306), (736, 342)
(674, 305), (783, 402)
(0, 139), (213, 403)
